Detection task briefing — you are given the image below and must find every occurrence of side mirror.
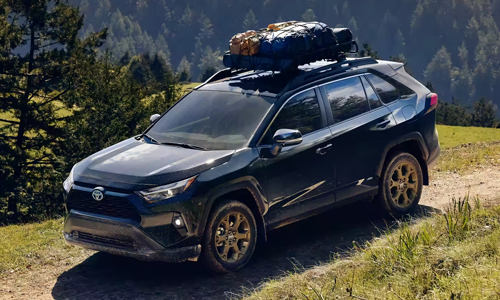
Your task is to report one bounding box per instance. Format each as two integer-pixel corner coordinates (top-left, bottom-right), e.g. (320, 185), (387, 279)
(270, 129), (303, 156)
(150, 114), (161, 124)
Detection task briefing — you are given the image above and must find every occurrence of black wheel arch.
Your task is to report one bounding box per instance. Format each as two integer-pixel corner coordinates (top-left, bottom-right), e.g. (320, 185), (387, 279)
(198, 177), (268, 244)
(377, 132), (430, 186)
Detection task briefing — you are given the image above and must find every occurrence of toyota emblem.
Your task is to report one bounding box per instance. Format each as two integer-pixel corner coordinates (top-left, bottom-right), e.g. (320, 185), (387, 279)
(92, 187), (105, 201)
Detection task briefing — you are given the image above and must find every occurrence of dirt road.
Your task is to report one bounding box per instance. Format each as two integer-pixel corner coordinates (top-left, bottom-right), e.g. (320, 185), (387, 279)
(2, 166), (500, 300)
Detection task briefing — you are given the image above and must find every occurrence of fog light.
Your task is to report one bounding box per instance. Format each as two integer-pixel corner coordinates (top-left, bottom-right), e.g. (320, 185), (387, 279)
(173, 216), (184, 228)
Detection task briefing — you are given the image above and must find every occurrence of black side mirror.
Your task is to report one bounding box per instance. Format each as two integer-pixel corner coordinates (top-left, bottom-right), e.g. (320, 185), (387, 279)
(150, 114), (161, 124)
(270, 129), (303, 156)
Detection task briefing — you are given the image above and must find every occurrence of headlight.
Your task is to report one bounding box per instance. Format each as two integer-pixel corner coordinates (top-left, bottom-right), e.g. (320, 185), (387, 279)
(136, 176), (198, 203)
(63, 166), (75, 194)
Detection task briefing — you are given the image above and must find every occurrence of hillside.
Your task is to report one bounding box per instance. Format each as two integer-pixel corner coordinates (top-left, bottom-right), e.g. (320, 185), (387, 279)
(2, 126), (500, 299)
(71, 0), (500, 106)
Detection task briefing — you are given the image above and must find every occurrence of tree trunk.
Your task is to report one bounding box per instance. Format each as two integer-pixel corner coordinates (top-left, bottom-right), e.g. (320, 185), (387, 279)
(9, 21), (36, 222)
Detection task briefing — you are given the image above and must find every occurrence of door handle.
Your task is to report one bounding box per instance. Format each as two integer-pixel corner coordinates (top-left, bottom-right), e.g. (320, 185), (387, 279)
(316, 144), (332, 156)
(376, 119), (391, 129)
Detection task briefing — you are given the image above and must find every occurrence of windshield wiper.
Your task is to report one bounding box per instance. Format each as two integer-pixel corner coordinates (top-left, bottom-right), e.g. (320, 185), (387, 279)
(161, 142), (208, 151)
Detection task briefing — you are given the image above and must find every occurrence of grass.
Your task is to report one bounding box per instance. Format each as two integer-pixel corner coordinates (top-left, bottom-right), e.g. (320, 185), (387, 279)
(436, 125), (500, 149)
(436, 142), (500, 174)
(0, 218), (92, 277)
(0, 99), (73, 128)
(245, 196), (500, 299)
(181, 82), (201, 94)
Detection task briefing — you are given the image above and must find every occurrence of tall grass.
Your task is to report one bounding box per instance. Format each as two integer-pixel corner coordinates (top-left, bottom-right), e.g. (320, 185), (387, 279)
(246, 195), (500, 299)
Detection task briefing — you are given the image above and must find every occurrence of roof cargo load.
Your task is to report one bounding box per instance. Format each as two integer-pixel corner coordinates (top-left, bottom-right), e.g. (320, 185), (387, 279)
(223, 21), (358, 72)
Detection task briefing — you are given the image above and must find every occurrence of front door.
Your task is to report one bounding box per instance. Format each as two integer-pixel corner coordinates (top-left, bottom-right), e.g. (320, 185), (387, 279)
(260, 89), (336, 226)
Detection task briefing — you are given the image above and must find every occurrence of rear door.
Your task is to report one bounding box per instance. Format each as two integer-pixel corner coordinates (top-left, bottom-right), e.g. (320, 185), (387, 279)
(320, 75), (397, 202)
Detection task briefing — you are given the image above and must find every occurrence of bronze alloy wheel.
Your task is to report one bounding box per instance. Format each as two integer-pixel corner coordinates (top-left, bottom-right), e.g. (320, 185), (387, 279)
(378, 152), (423, 216)
(390, 162), (419, 208)
(201, 200), (257, 273)
(214, 212), (251, 263)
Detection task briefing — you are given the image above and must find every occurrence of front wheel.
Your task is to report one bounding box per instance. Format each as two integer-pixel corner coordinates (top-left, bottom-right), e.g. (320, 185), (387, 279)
(378, 152), (423, 216)
(200, 200), (257, 273)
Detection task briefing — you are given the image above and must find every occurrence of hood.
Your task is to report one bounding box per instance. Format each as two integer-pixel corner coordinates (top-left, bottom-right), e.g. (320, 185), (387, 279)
(73, 137), (234, 191)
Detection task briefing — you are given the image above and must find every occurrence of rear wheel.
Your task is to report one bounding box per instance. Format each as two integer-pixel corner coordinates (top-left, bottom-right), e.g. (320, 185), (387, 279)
(378, 152), (423, 216)
(200, 200), (257, 273)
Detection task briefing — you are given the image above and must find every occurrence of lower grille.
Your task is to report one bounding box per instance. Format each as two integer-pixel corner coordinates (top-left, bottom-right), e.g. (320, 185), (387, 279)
(67, 190), (141, 222)
(77, 231), (134, 249)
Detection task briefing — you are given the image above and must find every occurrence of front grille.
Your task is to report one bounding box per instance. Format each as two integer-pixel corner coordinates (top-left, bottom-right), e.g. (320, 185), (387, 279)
(77, 231), (134, 249)
(67, 190), (141, 222)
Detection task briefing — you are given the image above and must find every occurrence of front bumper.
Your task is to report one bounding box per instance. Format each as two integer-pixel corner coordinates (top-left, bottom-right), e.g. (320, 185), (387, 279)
(64, 210), (201, 263)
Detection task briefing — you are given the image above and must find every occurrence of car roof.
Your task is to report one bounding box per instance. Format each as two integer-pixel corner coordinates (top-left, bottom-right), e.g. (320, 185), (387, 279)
(196, 57), (387, 98)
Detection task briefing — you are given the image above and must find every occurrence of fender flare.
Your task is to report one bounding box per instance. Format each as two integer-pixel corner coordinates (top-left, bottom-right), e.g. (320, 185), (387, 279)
(197, 177), (268, 241)
(376, 132), (430, 180)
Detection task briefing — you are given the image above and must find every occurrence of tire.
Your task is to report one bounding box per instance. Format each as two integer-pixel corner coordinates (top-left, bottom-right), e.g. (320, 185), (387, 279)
(200, 200), (258, 273)
(377, 152), (423, 216)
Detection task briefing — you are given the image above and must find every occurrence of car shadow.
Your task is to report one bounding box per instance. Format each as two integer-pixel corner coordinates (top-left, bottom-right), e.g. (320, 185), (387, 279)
(51, 203), (439, 300)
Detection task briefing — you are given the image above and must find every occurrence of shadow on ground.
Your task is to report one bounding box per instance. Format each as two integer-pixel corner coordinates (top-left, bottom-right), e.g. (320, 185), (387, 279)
(52, 203), (439, 300)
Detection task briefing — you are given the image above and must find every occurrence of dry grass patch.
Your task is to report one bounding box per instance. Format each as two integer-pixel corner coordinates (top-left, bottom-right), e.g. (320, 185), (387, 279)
(0, 218), (93, 278)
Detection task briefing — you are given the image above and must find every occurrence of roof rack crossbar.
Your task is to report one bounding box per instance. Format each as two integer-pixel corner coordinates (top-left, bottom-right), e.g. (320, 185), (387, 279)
(279, 57), (377, 96)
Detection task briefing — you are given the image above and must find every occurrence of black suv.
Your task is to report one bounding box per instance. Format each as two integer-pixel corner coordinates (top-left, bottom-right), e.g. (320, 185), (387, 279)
(63, 57), (440, 273)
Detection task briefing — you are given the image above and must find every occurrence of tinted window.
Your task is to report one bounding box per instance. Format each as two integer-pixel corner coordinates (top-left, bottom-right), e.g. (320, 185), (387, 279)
(325, 77), (370, 123)
(394, 80), (416, 99)
(361, 76), (383, 109)
(148, 91), (274, 151)
(365, 74), (399, 104)
(263, 89), (322, 144)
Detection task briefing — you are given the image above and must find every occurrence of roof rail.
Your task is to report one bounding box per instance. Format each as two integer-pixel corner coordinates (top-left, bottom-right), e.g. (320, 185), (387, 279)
(278, 57), (378, 96)
(195, 68), (249, 90)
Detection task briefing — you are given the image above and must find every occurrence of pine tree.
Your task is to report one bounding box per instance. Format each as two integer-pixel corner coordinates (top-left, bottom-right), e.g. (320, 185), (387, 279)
(180, 5), (193, 26)
(436, 98), (472, 126)
(198, 17), (214, 41)
(0, 0), (106, 222)
(198, 46), (223, 81)
(359, 44), (379, 59)
(302, 9), (317, 22)
(155, 33), (171, 65)
(95, 0), (111, 18)
(177, 56), (192, 82)
(160, 23), (170, 38)
(120, 51), (132, 66)
(83, 24), (94, 38)
(150, 53), (171, 83)
(243, 9), (258, 31)
(471, 97), (496, 128)
(424, 46), (453, 101)
(80, 0), (89, 13)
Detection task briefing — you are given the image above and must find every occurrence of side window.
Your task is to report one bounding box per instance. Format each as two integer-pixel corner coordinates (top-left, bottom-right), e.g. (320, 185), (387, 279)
(361, 76), (383, 110)
(325, 77), (370, 124)
(263, 89), (322, 144)
(365, 74), (399, 104)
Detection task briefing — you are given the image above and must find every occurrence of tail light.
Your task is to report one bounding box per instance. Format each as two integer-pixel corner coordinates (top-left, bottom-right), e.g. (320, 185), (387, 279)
(425, 93), (438, 115)
(429, 93), (438, 107)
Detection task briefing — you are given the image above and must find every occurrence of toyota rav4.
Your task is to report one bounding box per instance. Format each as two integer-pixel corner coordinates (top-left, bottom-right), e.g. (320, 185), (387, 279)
(63, 57), (440, 273)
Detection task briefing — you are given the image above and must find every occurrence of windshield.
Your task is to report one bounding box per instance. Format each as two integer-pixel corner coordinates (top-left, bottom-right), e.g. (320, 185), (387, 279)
(147, 91), (274, 150)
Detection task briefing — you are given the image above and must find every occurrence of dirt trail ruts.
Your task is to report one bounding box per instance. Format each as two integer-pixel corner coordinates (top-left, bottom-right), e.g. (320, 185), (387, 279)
(2, 166), (500, 300)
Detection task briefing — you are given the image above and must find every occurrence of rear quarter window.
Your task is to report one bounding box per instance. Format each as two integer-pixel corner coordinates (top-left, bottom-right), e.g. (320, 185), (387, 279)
(365, 73), (416, 103)
(365, 74), (399, 104)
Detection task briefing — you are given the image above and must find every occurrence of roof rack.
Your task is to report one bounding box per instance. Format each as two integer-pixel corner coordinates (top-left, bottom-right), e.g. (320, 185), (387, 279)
(278, 57), (378, 96)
